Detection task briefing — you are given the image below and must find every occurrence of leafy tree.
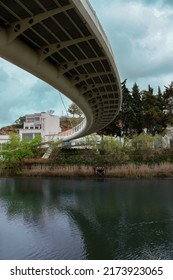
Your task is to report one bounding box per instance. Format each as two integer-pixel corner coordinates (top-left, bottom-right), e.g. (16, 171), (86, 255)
(97, 119), (121, 136)
(154, 87), (167, 132)
(142, 85), (167, 134)
(157, 87), (165, 113)
(68, 103), (83, 117)
(14, 116), (25, 127)
(119, 79), (134, 136)
(142, 86), (158, 133)
(131, 83), (143, 134)
(163, 82), (173, 125)
(77, 80), (173, 137)
(98, 135), (129, 162)
(98, 80), (140, 137)
(0, 133), (42, 172)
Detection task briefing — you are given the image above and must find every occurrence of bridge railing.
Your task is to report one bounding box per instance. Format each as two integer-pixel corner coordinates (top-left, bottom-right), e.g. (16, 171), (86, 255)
(82, 0), (114, 57)
(42, 117), (87, 158)
(44, 117), (87, 142)
(58, 117), (87, 140)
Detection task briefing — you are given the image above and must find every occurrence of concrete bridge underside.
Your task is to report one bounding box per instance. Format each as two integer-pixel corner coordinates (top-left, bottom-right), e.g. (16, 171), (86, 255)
(0, 0), (122, 140)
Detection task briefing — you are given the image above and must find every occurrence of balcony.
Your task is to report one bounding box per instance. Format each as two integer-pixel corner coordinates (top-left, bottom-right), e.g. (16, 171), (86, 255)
(24, 122), (41, 130)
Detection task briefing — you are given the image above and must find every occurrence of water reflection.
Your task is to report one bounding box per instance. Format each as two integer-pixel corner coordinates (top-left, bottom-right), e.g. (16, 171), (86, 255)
(0, 177), (173, 259)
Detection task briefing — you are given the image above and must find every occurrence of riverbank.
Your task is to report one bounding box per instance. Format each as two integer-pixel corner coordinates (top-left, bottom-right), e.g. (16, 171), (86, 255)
(1, 162), (173, 178)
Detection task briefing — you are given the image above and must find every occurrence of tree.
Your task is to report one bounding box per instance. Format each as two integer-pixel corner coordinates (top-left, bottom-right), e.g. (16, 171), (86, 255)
(98, 119), (122, 137)
(163, 82), (173, 125)
(131, 82), (143, 134)
(142, 85), (166, 134)
(68, 103), (83, 117)
(155, 86), (167, 132)
(47, 110), (55, 115)
(0, 133), (42, 172)
(119, 79), (134, 136)
(14, 116), (25, 128)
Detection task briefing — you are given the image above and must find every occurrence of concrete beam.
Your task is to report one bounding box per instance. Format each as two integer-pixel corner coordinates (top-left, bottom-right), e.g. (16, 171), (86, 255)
(38, 35), (93, 62)
(71, 71), (112, 85)
(57, 56), (106, 76)
(7, 4), (74, 43)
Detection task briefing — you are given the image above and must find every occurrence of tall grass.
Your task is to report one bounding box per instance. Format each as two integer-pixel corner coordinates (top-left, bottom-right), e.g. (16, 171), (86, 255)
(18, 162), (173, 178)
(107, 164), (151, 178)
(107, 163), (173, 178)
(21, 164), (94, 177)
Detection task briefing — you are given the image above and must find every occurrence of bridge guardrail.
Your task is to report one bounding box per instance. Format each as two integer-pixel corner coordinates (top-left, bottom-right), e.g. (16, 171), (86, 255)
(58, 118), (87, 138)
(82, 0), (114, 57)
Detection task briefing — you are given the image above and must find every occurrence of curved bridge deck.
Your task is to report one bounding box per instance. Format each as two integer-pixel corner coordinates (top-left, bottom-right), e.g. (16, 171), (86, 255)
(0, 0), (122, 140)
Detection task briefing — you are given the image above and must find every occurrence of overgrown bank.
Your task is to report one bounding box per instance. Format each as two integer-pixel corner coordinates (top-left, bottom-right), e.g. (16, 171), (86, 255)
(16, 162), (173, 178)
(1, 132), (173, 178)
(1, 162), (173, 178)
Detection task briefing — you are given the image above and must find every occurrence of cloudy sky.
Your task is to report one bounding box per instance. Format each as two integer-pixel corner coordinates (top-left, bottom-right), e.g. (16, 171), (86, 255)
(0, 0), (173, 128)
(90, 0), (173, 86)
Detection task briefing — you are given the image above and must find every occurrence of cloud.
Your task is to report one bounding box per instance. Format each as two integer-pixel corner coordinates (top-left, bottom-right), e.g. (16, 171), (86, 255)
(1, 0), (173, 127)
(90, 0), (173, 91)
(0, 59), (71, 127)
(0, 67), (9, 92)
(140, 0), (173, 6)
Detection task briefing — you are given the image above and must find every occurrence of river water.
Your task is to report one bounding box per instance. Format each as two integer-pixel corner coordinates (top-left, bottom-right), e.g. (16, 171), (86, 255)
(0, 177), (173, 260)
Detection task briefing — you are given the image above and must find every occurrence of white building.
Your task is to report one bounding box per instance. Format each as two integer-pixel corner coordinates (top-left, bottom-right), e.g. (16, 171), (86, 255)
(0, 135), (10, 151)
(19, 112), (61, 142)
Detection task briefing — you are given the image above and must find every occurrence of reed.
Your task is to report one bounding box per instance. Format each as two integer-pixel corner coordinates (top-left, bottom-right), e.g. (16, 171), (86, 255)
(19, 162), (173, 178)
(107, 163), (173, 178)
(151, 162), (173, 177)
(107, 164), (152, 178)
(21, 164), (94, 177)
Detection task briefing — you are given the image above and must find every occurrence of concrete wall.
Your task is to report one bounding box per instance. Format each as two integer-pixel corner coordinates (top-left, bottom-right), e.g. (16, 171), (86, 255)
(42, 112), (61, 136)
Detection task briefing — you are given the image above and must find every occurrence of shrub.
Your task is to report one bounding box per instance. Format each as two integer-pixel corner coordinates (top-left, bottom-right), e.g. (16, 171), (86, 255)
(0, 133), (42, 172)
(98, 135), (131, 163)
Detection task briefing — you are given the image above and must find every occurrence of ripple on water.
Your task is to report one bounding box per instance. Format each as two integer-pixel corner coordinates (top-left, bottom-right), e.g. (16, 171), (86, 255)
(21, 211), (86, 260)
(1, 177), (173, 260)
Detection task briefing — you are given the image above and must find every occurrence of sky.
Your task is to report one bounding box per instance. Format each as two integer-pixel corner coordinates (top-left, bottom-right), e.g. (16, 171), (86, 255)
(1, 0), (173, 128)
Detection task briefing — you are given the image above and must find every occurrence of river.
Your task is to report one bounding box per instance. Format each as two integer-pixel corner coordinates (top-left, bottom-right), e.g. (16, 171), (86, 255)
(0, 177), (173, 260)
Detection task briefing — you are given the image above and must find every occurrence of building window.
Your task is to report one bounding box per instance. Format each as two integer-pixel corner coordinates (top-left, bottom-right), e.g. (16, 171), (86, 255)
(22, 133), (34, 140)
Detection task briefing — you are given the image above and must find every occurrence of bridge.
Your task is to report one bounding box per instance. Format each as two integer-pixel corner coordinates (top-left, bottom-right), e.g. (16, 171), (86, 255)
(0, 0), (122, 141)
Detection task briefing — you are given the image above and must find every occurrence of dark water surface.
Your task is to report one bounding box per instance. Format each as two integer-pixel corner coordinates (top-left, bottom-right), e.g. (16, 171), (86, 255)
(0, 177), (173, 260)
